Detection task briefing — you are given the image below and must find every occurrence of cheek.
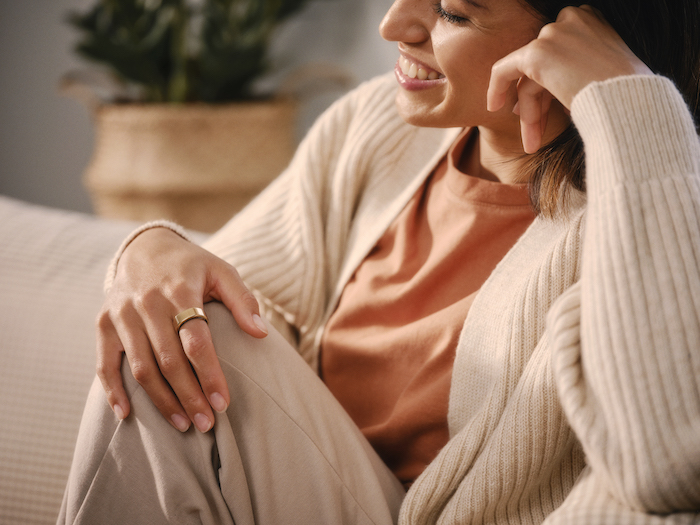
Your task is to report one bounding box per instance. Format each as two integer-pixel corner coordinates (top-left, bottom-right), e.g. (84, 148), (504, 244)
(437, 38), (500, 97)
(444, 58), (493, 107)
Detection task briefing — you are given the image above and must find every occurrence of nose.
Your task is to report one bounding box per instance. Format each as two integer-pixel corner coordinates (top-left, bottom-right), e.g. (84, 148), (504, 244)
(379, 0), (430, 43)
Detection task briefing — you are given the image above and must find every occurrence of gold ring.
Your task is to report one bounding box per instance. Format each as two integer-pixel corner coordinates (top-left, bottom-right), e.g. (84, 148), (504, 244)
(174, 307), (209, 332)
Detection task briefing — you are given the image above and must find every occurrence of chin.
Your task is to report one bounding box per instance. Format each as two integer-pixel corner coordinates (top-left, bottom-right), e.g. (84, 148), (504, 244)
(394, 94), (454, 129)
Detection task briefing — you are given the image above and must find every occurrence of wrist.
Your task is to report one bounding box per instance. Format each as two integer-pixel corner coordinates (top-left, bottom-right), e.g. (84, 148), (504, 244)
(104, 220), (193, 293)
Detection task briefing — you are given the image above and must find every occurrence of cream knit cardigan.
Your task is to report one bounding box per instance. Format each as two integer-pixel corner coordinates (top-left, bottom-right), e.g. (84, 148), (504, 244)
(113, 73), (700, 523)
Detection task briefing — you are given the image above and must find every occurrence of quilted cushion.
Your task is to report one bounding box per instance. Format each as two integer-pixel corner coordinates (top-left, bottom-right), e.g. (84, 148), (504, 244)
(0, 196), (137, 524)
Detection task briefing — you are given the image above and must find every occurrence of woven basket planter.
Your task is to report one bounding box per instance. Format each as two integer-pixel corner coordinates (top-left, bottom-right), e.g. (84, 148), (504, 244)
(84, 99), (297, 232)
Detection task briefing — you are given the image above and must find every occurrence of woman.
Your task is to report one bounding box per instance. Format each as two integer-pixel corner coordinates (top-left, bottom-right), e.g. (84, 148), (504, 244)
(60, 0), (700, 523)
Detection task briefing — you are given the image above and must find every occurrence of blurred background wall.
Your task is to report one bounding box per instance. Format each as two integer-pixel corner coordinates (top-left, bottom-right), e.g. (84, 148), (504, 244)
(0, 0), (396, 214)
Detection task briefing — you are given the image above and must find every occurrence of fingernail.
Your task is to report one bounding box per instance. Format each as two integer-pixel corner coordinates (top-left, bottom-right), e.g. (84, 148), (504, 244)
(194, 413), (212, 433)
(252, 314), (268, 334)
(210, 392), (227, 413)
(171, 414), (190, 432)
(113, 404), (126, 420)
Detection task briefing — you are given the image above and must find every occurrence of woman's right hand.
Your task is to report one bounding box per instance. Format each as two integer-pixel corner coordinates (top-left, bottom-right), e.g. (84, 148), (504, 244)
(487, 5), (652, 154)
(96, 227), (268, 433)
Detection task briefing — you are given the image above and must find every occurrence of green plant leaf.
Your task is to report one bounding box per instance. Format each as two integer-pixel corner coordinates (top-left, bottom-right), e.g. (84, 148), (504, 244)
(68, 0), (316, 102)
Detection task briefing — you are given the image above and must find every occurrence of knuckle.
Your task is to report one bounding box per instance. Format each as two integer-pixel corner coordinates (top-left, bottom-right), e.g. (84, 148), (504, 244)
(196, 368), (219, 390)
(156, 353), (181, 377)
(556, 5), (578, 22)
(169, 279), (197, 304)
(238, 289), (259, 312)
(129, 361), (152, 385)
(229, 265), (243, 281)
(522, 43), (549, 77)
(95, 308), (112, 330)
(538, 22), (557, 40)
(225, 263), (250, 289)
(95, 360), (110, 381)
(133, 288), (160, 313)
(490, 59), (505, 75)
(181, 332), (210, 361)
(112, 302), (134, 325)
(527, 37), (549, 57)
(180, 391), (207, 412)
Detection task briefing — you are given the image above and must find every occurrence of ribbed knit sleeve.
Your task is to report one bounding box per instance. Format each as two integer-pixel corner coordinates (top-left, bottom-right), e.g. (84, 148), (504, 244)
(201, 73), (414, 365)
(202, 101), (352, 340)
(102, 72), (446, 368)
(400, 75), (699, 525)
(548, 75), (700, 521)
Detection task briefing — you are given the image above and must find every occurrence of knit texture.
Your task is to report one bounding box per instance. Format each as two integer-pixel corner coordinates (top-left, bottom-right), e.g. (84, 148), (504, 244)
(203, 73), (460, 368)
(0, 197), (138, 525)
(546, 76), (700, 523)
(113, 73), (700, 523)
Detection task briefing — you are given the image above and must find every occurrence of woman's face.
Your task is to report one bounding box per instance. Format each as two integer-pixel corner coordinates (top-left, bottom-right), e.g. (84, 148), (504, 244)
(380, 0), (545, 131)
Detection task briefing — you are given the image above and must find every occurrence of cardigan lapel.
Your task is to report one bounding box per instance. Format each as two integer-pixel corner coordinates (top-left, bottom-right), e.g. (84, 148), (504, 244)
(448, 203), (586, 437)
(328, 126), (462, 318)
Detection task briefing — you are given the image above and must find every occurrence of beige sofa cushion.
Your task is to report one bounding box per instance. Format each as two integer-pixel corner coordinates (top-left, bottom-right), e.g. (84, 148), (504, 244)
(0, 196), (137, 525)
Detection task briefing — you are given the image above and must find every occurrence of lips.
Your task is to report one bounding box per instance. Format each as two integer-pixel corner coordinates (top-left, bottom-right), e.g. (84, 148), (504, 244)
(398, 55), (445, 80)
(394, 54), (446, 91)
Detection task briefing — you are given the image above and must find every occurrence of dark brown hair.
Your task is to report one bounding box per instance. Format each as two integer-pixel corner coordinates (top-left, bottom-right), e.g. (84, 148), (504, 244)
(519, 0), (700, 217)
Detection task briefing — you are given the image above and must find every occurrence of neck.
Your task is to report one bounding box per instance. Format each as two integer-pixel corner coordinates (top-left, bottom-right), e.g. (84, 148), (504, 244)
(459, 102), (571, 185)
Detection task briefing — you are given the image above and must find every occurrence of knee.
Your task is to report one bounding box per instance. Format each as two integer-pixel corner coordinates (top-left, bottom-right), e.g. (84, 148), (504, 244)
(202, 302), (248, 357)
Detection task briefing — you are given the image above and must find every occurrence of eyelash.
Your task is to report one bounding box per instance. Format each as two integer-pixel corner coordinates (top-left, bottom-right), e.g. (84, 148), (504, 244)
(433, 2), (470, 24)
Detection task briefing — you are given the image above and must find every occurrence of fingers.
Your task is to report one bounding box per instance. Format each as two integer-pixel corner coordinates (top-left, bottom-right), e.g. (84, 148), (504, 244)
(99, 227), (264, 432)
(146, 312), (217, 433)
(486, 51), (524, 114)
(209, 262), (268, 339)
(517, 76), (551, 154)
(107, 294), (235, 433)
(177, 319), (229, 416)
(127, 291), (228, 433)
(488, 49), (552, 154)
(170, 315), (231, 430)
(156, 258), (263, 430)
(488, 4), (654, 155)
(111, 305), (195, 432)
(488, 39), (549, 113)
(95, 310), (130, 420)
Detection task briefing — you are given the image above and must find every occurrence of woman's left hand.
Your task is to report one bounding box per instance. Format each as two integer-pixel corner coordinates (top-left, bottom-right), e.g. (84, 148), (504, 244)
(487, 5), (653, 154)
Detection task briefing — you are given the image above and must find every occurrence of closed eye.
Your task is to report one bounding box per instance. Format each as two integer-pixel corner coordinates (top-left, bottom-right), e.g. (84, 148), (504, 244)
(433, 2), (470, 24)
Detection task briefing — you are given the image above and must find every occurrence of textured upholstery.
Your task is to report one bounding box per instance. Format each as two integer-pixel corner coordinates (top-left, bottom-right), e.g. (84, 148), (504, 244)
(0, 196), (137, 524)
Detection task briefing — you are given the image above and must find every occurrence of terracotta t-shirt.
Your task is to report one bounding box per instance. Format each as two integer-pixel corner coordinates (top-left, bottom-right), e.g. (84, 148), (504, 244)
(319, 128), (536, 487)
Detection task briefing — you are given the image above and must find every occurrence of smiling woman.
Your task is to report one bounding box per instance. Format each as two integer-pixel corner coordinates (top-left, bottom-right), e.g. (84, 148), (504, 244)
(382, 0), (547, 136)
(59, 0), (700, 524)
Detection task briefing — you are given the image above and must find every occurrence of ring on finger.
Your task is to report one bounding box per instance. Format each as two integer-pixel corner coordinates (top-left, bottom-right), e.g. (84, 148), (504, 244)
(174, 307), (209, 333)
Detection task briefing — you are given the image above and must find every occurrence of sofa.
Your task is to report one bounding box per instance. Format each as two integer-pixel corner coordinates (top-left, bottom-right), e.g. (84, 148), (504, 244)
(0, 195), (206, 524)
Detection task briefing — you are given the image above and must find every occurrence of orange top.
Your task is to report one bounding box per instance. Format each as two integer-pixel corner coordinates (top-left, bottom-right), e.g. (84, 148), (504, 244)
(319, 128), (536, 487)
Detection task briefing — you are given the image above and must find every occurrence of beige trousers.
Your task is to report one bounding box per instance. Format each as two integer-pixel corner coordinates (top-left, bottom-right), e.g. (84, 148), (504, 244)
(58, 302), (405, 525)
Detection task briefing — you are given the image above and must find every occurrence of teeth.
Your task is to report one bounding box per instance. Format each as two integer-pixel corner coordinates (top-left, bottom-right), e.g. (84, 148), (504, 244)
(399, 55), (444, 80)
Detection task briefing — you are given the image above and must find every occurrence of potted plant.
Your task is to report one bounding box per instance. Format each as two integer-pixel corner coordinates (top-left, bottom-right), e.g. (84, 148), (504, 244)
(66, 0), (314, 232)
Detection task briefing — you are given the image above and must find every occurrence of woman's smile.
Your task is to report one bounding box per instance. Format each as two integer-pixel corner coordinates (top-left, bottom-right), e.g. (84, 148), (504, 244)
(395, 53), (446, 91)
(380, 0), (545, 131)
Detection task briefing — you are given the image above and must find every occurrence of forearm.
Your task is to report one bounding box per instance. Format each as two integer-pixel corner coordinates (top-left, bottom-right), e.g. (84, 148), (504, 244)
(556, 75), (700, 512)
